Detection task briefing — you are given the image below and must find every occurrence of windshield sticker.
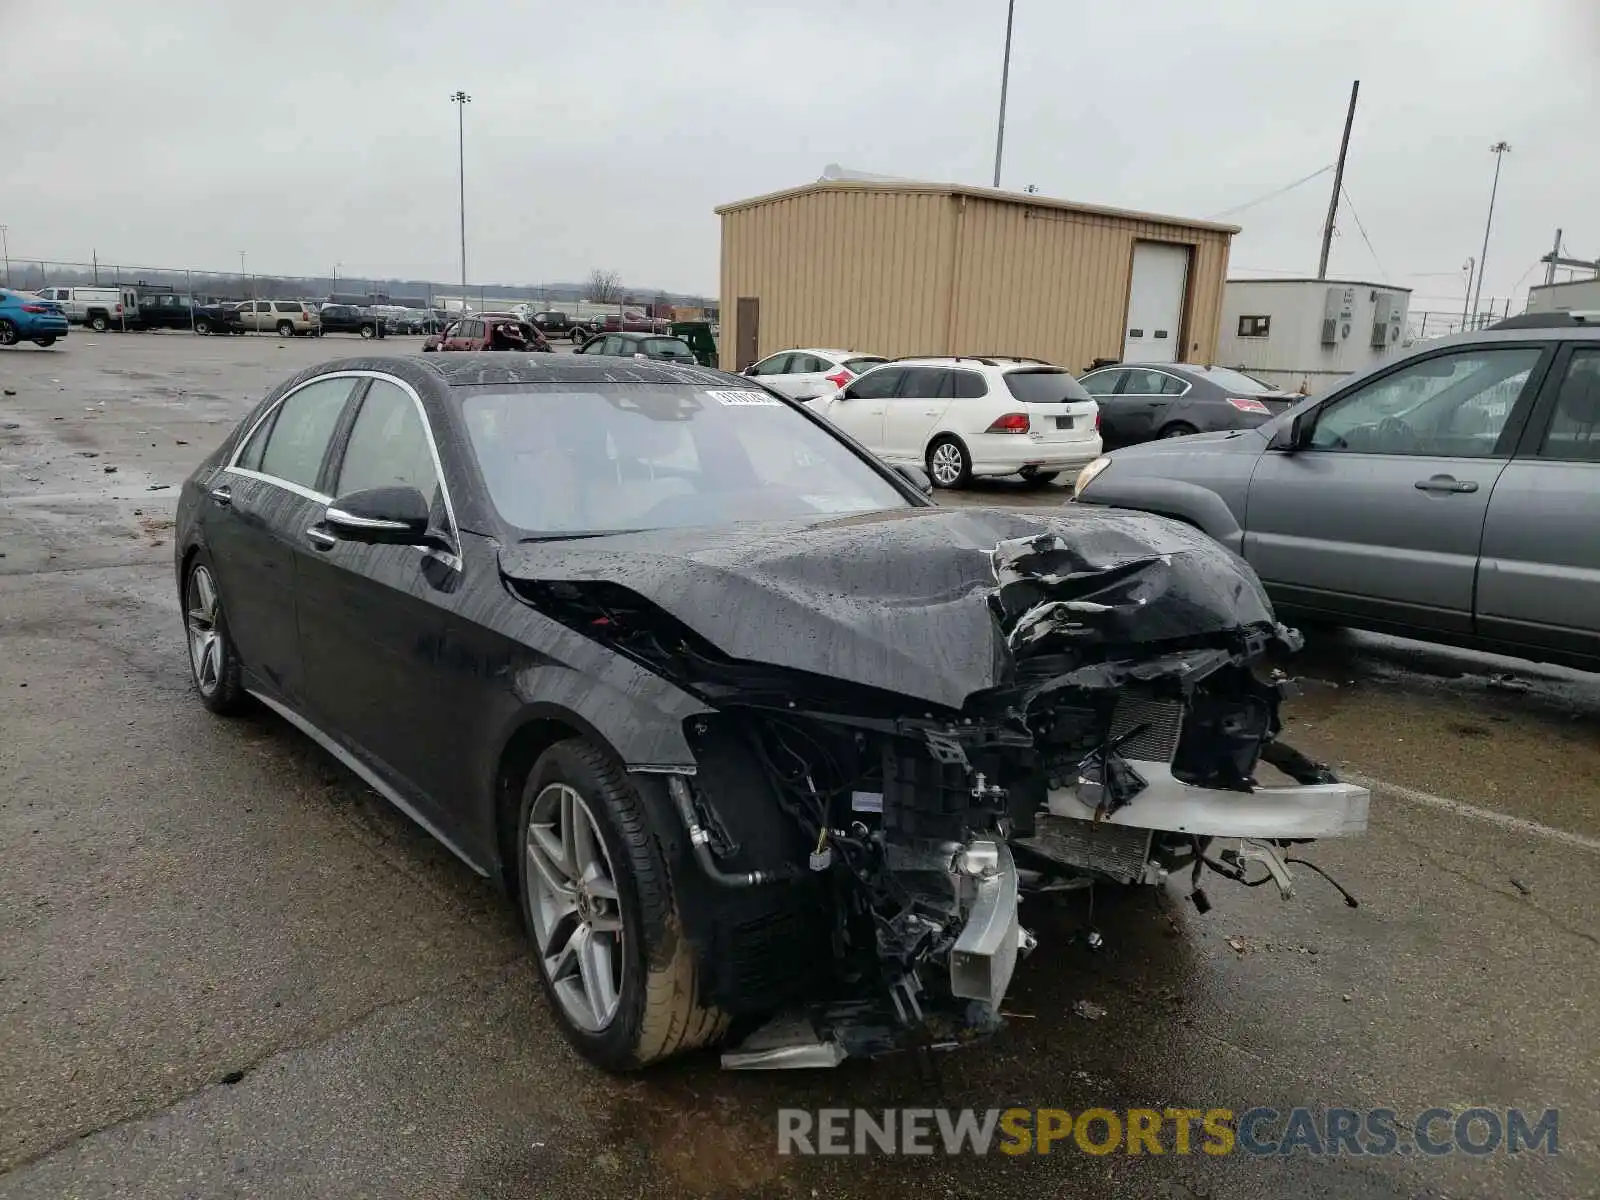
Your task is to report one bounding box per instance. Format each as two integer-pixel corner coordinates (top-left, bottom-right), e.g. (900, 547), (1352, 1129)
(706, 389), (782, 407)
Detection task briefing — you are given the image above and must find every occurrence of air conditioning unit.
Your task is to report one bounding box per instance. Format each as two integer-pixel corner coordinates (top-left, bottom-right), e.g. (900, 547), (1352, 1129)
(1371, 294), (1394, 348)
(1322, 287), (1344, 346)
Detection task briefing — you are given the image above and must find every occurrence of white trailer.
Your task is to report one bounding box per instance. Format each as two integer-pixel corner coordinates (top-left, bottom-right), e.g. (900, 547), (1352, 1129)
(1216, 278), (1411, 393)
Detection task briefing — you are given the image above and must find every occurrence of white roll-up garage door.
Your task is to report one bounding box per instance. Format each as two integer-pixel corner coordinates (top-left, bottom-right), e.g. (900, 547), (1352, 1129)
(1122, 242), (1189, 363)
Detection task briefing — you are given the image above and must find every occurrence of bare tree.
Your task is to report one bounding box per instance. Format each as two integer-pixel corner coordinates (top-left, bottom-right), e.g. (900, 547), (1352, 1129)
(586, 269), (622, 303)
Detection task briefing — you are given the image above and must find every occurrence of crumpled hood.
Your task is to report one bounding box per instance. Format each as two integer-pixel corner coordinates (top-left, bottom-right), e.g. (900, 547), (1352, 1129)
(498, 506), (1279, 710)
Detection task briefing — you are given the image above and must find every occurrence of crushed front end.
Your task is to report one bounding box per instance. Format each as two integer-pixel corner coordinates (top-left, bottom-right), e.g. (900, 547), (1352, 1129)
(506, 511), (1369, 1067)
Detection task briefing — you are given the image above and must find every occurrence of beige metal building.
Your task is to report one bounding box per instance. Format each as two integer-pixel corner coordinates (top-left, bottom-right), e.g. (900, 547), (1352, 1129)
(716, 179), (1238, 373)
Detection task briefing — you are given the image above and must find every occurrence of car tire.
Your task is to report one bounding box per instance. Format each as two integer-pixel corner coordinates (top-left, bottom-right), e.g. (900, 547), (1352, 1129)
(926, 435), (973, 489)
(194, 318), (212, 335)
(1018, 467), (1059, 486)
(1159, 422), (1198, 439)
(183, 556), (248, 716)
(32, 337), (56, 347)
(359, 324), (375, 339)
(89, 314), (110, 333)
(0, 320), (18, 347)
(517, 738), (728, 1072)
(277, 320), (295, 338)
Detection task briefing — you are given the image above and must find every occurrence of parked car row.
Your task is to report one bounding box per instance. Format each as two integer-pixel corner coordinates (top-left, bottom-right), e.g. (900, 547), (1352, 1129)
(0, 288), (70, 346)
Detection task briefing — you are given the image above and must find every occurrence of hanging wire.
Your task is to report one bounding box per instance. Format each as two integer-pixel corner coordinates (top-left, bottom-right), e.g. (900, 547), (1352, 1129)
(1206, 165), (1334, 220)
(1338, 184), (1388, 280)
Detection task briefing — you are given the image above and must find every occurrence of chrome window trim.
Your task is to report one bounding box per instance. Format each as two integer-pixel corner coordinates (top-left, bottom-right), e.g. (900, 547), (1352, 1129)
(1116, 368), (1192, 398)
(325, 507), (410, 531)
(225, 369), (462, 552)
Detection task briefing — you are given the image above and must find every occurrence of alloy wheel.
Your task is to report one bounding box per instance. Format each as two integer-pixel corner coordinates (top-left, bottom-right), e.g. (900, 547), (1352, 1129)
(929, 441), (965, 486)
(0, 322), (17, 347)
(185, 565), (224, 697)
(525, 782), (626, 1032)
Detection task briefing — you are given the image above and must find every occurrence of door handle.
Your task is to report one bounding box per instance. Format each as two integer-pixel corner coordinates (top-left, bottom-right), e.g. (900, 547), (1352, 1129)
(209, 484), (232, 506)
(305, 527), (337, 549)
(1413, 476), (1478, 494)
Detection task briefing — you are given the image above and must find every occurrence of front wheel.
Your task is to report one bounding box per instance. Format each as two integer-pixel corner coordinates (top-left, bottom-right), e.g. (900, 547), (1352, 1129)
(89, 314), (110, 333)
(32, 337), (57, 347)
(518, 739), (727, 1071)
(0, 320), (18, 347)
(359, 324), (375, 339)
(194, 318), (212, 335)
(184, 558), (248, 715)
(926, 435), (972, 489)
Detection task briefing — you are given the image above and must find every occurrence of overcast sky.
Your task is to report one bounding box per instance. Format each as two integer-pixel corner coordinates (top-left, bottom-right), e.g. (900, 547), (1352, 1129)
(4, 0), (1595, 311)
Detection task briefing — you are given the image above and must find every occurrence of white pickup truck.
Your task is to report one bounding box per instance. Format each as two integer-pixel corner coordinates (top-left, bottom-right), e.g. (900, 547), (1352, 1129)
(36, 286), (141, 332)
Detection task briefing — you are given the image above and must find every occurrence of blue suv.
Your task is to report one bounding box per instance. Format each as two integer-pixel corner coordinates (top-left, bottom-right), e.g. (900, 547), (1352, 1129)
(0, 289), (69, 348)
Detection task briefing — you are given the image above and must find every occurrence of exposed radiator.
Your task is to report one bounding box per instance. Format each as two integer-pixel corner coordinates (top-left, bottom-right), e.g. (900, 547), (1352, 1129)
(1013, 815), (1154, 884)
(1109, 692), (1185, 763)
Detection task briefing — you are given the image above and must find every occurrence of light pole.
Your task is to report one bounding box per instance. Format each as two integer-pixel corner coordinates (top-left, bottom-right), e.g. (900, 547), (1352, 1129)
(1, 225), (10, 288)
(1471, 142), (1510, 328)
(992, 0), (1016, 188)
(1460, 257), (1475, 333)
(332, 262), (340, 298)
(451, 90), (471, 299)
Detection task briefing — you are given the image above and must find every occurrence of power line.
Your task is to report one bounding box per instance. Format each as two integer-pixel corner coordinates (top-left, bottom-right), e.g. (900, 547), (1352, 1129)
(1207, 165), (1334, 220)
(1338, 184), (1388, 280)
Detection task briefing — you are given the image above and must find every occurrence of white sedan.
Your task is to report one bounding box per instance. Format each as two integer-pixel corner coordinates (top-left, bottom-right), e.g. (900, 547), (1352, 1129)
(739, 348), (888, 402)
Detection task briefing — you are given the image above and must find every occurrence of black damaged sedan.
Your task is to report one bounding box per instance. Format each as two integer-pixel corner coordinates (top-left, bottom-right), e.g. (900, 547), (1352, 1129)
(176, 354), (1367, 1071)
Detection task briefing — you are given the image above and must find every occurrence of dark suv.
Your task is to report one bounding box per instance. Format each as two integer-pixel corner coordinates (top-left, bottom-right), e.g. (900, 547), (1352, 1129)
(318, 304), (386, 339)
(136, 294), (243, 335)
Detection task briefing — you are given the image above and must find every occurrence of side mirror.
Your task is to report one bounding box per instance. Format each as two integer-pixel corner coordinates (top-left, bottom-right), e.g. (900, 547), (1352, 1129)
(324, 486), (445, 548)
(741, 365), (758, 376)
(1268, 411), (1311, 452)
(893, 464), (934, 495)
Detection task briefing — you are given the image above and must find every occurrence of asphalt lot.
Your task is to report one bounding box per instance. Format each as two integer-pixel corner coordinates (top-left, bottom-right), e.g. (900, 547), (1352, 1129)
(2, 331), (1598, 1199)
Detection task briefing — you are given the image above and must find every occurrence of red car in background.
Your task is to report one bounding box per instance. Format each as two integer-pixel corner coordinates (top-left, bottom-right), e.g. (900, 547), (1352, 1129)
(422, 315), (552, 353)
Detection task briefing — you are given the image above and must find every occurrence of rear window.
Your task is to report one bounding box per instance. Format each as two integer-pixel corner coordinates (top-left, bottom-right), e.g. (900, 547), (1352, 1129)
(1003, 369), (1093, 404)
(642, 338), (694, 359)
(843, 356), (888, 372)
(1194, 366), (1273, 394)
(274, 302), (301, 313)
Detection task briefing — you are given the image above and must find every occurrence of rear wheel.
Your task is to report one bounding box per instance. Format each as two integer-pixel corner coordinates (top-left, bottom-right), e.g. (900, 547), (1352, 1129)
(0, 320), (18, 347)
(518, 739), (727, 1071)
(89, 314), (110, 333)
(184, 558), (247, 715)
(1159, 422), (1198, 439)
(276, 320), (295, 338)
(194, 318), (212, 335)
(1018, 466), (1060, 486)
(359, 324), (375, 339)
(927, 435), (972, 489)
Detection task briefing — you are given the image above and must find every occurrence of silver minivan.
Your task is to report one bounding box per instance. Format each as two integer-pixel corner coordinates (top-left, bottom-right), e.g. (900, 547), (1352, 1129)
(1072, 318), (1600, 670)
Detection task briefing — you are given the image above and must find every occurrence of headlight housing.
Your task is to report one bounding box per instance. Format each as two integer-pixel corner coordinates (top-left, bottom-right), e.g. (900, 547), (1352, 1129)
(1073, 456), (1112, 497)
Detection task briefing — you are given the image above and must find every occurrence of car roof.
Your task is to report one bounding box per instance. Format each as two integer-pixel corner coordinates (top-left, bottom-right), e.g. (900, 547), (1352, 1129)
(884, 355), (1061, 370)
(366, 353), (731, 389)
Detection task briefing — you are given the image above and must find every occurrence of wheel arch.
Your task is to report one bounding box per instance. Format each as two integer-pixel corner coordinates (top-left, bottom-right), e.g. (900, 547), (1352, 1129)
(1077, 475), (1245, 553)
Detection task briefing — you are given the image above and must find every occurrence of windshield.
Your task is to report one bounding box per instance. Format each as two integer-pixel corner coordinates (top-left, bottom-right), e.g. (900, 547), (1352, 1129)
(1003, 368), (1093, 404)
(1195, 366), (1274, 394)
(460, 383), (913, 536)
(641, 337), (694, 359)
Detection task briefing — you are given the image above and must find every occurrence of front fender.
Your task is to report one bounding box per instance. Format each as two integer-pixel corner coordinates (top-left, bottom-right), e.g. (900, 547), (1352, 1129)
(1077, 477), (1244, 554)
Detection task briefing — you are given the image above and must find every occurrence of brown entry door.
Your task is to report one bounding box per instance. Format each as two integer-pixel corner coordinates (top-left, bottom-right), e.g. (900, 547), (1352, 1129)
(736, 297), (759, 371)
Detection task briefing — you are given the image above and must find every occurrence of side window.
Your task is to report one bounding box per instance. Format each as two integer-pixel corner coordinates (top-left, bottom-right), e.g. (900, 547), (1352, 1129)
(1080, 370), (1125, 397)
(255, 302), (272, 313)
(1308, 346), (1543, 457)
(751, 353), (792, 376)
(600, 335), (623, 355)
(275, 302), (298, 313)
(846, 367), (905, 400)
(235, 408), (278, 472)
(951, 370), (988, 399)
(897, 367), (951, 398)
(335, 380), (441, 504)
(256, 377), (357, 491)
(791, 353), (828, 374)
(1120, 369), (1168, 394)
(1539, 348), (1600, 463)
(1157, 373), (1188, 396)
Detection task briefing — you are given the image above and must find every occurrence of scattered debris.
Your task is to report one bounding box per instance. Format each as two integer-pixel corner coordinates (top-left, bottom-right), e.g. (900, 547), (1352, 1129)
(1225, 935), (1249, 954)
(2, 421), (18, 429)
(1071, 999), (1107, 1021)
(78, 451), (99, 458)
(1510, 878), (1533, 897)
(147, 484), (170, 491)
(1341, 993), (1352, 1002)
(2, 389), (15, 397)
(1084, 930), (1104, 952)
(103, 466), (118, 474)
(175, 439), (189, 446)
(1488, 672), (1530, 694)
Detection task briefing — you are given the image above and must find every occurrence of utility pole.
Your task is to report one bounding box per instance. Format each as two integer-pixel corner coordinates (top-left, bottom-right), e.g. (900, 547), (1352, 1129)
(1472, 142), (1511, 325)
(0, 225), (9, 288)
(451, 91), (471, 298)
(992, 0), (1016, 189)
(1460, 257), (1474, 332)
(332, 262), (340, 298)
(93, 249), (99, 285)
(1545, 228), (1563, 285)
(1317, 80), (1360, 280)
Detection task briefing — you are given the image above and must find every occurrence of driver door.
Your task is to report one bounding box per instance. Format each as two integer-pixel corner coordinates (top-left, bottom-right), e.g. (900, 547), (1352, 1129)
(816, 366), (903, 448)
(1242, 343), (1553, 632)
